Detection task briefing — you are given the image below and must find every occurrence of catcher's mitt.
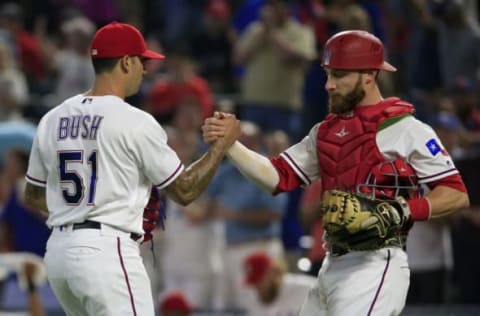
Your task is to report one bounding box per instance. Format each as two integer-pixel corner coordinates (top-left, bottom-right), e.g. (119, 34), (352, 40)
(321, 190), (410, 250)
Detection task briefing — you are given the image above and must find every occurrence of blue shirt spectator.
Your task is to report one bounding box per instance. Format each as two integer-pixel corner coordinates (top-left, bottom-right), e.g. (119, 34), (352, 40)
(207, 162), (287, 245)
(0, 121), (35, 166)
(1, 188), (51, 256)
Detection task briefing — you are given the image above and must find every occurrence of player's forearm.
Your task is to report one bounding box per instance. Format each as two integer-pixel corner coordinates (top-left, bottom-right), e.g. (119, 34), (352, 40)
(426, 185), (470, 218)
(165, 139), (228, 206)
(226, 141), (280, 193)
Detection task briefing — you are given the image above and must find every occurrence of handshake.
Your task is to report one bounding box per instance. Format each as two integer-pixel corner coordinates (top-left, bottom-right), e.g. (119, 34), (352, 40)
(201, 111), (241, 148)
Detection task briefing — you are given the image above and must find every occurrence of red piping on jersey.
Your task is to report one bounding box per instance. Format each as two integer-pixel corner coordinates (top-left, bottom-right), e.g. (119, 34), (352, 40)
(418, 168), (457, 181)
(155, 162), (183, 188)
(367, 249), (391, 316)
(26, 174), (47, 184)
(117, 237), (137, 316)
(282, 152), (312, 185)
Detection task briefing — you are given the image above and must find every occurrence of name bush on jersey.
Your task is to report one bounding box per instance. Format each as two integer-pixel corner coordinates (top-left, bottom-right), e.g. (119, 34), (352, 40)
(58, 115), (104, 140)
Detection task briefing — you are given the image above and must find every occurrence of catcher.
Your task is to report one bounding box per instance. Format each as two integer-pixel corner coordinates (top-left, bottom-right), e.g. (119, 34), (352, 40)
(203, 30), (469, 316)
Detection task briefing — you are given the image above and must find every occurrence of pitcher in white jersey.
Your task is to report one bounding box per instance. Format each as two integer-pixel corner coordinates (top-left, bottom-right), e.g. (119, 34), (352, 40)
(23, 22), (240, 316)
(203, 30), (469, 315)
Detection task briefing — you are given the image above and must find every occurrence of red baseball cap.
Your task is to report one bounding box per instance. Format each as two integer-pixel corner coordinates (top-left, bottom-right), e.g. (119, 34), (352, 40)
(91, 22), (164, 60)
(159, 291), (192, 313)
(243, 251), (273, 285)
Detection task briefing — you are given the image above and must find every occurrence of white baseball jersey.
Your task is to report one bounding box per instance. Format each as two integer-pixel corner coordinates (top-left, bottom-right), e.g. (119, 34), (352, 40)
(26, 94), (184, 234)
(246, 273), (316, 316)
(280, 115), (458, 186)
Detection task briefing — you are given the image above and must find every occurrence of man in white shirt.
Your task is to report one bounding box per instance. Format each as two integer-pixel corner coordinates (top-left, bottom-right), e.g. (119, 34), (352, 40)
(23, 22), (240, 316)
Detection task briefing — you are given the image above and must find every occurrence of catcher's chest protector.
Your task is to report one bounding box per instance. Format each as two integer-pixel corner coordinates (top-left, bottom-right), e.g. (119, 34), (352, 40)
(317, 97), (414, 192)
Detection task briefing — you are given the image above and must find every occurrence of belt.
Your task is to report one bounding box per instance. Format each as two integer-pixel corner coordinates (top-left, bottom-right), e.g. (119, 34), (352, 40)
(73, 220), (141, 241)
(330, 240), (406, 257)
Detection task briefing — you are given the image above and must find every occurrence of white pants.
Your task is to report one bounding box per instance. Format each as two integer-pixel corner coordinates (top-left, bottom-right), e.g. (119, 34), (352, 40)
(300, 247), (410, 316)
(44, 224), (154, 316)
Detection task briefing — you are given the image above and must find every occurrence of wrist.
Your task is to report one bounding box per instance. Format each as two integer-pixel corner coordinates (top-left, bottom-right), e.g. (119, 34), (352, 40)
(407, 197), (431, 221)
(27, 279), (37, 294)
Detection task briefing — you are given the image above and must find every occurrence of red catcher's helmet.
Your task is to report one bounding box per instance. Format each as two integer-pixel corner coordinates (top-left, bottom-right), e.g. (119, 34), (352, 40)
(322, 30), (396, 72)
(356, 159), (423, 200)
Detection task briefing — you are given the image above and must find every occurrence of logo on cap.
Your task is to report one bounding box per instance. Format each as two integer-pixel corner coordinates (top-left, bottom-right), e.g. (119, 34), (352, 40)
(323, 50), (331, 66)
(91, 49), (98, 56)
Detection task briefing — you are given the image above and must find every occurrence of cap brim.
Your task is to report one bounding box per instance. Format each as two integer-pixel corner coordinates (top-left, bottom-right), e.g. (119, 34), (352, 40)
(380, 61), (396, 72)
(141, 49), (165, 60)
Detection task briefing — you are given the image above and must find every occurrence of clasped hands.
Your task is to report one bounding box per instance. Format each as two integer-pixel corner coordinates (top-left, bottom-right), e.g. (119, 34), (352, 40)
(202, 111), (241, 147)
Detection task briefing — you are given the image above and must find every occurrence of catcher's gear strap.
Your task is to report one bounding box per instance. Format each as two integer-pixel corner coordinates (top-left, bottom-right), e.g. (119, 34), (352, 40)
(227, 141), (280, 193)
(407, 197), (431, 221)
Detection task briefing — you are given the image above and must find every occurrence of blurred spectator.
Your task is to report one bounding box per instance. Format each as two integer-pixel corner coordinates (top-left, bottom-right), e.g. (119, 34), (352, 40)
(0, 253), (47, 316)
(234, 0), (316, 139)
(45, 16), (95, 106)
(191, 0), (237, 93)
(337, 4), (372, 31)
(406, 216), (454, 304)
(172, 98), (204, 134)
(0, 40), (28, 121)
(147, 49), (214, 124)
(206, 121), (287, 309)
(0, 2), (46, 85)
(295, 0), (329, 47)
(450, 77), (480, 133)
(407, 109), (470, 304)
(0, 121), (35, 168)
(159, 291), (193, 316)
(299, 179), (326, 277)
(436, 0), (480, 91)
(159, 126), (223, 310)
(0, 149), (50, 256)
(263, 129), (290, 157)
(242, 251), (316, 316)
(71, 0), (120, 27)
(451, 155), (480, 304)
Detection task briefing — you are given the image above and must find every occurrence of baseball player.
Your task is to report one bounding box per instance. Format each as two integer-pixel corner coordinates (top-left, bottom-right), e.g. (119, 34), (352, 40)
(23, 22), (240, 316)
(203, 30), (469, 315)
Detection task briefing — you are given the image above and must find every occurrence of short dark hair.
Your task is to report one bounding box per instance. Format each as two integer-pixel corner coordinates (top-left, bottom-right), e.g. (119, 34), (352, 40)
(91, 57), (121, 74)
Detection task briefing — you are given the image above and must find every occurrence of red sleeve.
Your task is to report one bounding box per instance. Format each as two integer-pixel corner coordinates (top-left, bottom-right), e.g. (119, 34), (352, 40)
(270, 156), (305, 194)
(426, 173), (467, 192)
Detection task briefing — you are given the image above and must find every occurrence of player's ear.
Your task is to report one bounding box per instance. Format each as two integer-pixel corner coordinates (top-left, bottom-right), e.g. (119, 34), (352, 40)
(119, 55), (131, 73)
(362, 70), (376, 85)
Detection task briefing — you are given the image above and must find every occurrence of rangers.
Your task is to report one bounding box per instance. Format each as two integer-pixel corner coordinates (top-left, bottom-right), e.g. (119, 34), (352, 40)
(203, 30), (469, 315)
(23, 22), (240, 316)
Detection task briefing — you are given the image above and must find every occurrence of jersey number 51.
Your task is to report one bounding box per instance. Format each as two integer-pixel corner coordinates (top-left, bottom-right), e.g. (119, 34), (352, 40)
(58, 150), (98, 205)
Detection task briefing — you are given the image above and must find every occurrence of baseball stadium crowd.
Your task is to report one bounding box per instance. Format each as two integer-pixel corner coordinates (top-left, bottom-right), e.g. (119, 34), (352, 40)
(0, 0), (479, 315)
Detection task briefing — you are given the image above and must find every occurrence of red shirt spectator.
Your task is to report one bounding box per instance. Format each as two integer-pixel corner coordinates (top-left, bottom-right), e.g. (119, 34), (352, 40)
(148, 75), (214, 122)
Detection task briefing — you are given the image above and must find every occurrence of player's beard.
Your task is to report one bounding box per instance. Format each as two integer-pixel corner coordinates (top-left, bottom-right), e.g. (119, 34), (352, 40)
(328, 77), (365, 114)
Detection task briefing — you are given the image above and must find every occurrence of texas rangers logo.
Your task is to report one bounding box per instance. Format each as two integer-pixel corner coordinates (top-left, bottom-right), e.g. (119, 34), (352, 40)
(323, 49), (331, 66)
(426, 138), (447, 156)
(335, 126), (349, 138)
